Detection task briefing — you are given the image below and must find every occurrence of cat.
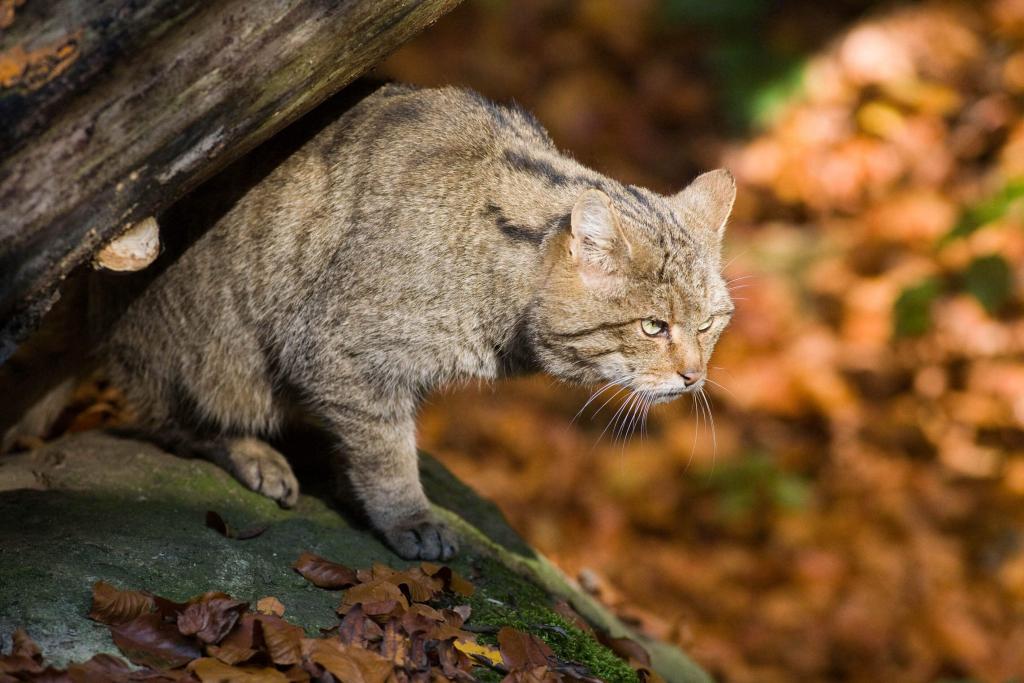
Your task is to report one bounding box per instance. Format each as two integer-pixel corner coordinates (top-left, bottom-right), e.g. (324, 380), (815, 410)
(8, 83), (736, 561)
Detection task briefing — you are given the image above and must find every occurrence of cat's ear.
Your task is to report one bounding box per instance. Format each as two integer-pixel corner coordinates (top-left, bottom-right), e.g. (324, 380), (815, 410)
(671, 169), (736, 242)
(569, 189), (631, 279)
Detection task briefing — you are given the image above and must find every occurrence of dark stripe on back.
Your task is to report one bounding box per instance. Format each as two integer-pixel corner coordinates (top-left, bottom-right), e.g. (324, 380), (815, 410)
(376, 98), (427, 130)
(484, 202), (543, 246)
(623, 185), (655, 211)
(484, 203), (570, 246)
(503, 149), (572, 187)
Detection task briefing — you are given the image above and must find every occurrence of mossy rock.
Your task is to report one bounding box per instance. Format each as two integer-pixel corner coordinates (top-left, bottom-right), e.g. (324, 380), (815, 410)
(0, 432), (710, 683)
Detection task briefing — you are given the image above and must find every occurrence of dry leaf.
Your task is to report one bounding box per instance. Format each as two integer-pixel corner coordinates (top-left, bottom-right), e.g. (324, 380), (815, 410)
(302, 639), (393, 683)
(338, 579), (410, 617)
(188, 657), (288, 682)
(205, 511), (267, 541)
(254, 597), (285, 617)
(254, 615), (303, 666)
(177, 598), (248, 644)
(420, 563), (475, 597)
(10, 629), (41, 659)
(379, 621), (407, 667)
(207, 613), (261, 666)
(596, 632), (651, 667)
(498, 628), (554, 671)
(65, 653), (133, 682)
(552, 601), (593, 635)
(109, 613), (201, 669)
(87, 581), (155, 626)
(291, 552), (359, 589)
(501, 665), (561, 683)
(453, 639), (502, 666)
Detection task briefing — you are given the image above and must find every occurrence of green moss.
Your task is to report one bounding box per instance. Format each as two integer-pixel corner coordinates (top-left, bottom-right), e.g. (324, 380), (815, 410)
(1, 433), (707, 681)
(463, 558), (638, 683)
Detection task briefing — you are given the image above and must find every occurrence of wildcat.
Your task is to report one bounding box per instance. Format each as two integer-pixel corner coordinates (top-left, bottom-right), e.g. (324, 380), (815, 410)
(6, 83), (736, 561)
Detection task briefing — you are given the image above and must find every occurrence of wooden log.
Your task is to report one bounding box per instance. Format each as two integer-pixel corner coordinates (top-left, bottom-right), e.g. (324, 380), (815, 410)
(0, 0), (461, 362)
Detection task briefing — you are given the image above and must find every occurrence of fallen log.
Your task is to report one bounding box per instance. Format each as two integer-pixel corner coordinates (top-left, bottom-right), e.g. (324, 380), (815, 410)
(0, 0), (460, 362)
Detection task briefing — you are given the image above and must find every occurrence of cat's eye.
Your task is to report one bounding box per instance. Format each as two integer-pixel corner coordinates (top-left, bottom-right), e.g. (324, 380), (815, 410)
(641, 319), (668, 337)
(697, 318), (714, 333)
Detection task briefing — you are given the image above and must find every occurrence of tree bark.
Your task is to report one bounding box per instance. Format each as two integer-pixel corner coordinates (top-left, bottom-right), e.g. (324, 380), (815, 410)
(0, 0), (460, 361)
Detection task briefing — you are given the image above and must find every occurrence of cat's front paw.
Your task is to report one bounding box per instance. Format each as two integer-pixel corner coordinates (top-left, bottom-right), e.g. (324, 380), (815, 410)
(383, 515), (459, 561)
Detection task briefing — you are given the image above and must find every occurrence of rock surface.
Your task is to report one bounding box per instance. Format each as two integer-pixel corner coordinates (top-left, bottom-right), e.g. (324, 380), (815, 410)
(0, 431), (709, 683)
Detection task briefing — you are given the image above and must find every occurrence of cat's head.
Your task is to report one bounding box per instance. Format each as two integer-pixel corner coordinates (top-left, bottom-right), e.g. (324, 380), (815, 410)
(532, 169), (736, 404)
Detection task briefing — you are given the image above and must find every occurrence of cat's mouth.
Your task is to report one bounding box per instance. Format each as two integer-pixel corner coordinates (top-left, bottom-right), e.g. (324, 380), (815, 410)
(648, 387), (691, 403)
(647, 381), (705, 403)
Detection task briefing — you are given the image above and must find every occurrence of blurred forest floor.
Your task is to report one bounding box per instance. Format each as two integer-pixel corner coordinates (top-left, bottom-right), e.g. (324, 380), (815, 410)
(377, 1), (1024, 681)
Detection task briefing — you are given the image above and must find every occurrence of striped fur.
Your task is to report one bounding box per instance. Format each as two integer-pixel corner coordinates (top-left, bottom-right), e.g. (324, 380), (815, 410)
(99, 83), (736, 559)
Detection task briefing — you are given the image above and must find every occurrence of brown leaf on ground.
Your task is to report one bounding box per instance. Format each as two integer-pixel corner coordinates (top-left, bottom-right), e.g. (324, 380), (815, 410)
(66, 403), (117, 434)
(254, 597), (285, 617)
(10, 629), (41, 659)
(206, 613), (261, 666)
(338, 579), (410, 618)
(453, 639), (503, 668)
(188, 657), (288, 682)
(338, 606), (384, 648)
(204, 511), (267, 541)
(279, 666), (309, 683)
(65, 653), (133, 683)
(150, 596), (189, 622)
(634, 662), (668, 683)
(254, 615), (302, 666)
(0, 654), (44, 677)
(437, 640), (476, 682)
(498, 627), (554, 671)
(177, 598), (248, 645)
(5, 666), (70, 682)
(595, 632), (651, 667)
(109, 613), (202, 669)
(379, 620), (408, 667)
(369, 564), (442, 603)
(500, 665), (561, 683)
(301, 639), (393, 683)
(450, 605), (472, 624)
(420, 562), (476, 597)
(552, 601), (593, 636)
(87, 581), (156, 626)
(291, 552), (358, 589)
(65, 653), (193, 682)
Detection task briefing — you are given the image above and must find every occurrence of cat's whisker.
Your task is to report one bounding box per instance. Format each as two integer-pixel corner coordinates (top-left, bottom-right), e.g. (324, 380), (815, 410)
(613, 391), (642, 445)
(571, 381), (619, 424)
(637, 391), (654, 443)
(699, 387), (718, 467)
(721, 249), (749, 272)
(704, 377), (736, 400)
(686, 393), (701, 472)
(590, 383), (633, 421)
(630, 393), (647, 440)
(641, 392), (654, 441)
(620, 390), (646, 448)
(597, 389), (636, 447)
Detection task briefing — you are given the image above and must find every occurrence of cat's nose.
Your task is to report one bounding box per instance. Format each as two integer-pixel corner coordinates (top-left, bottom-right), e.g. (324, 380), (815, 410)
(679, 370), (703, 386)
